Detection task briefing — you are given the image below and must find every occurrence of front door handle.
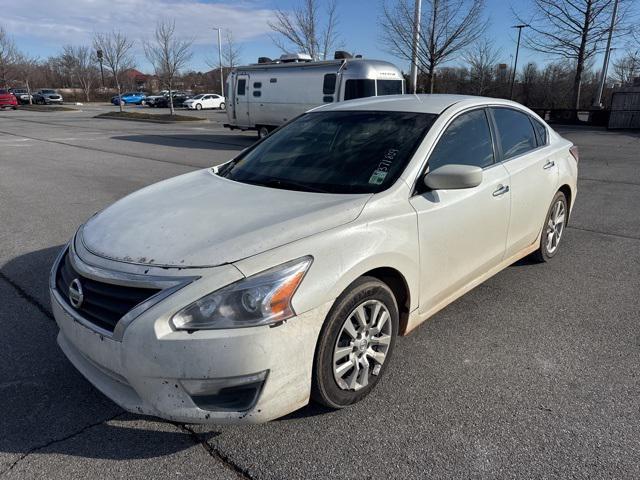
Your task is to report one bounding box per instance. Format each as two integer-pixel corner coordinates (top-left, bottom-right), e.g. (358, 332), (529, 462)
(543, 160), (555, 170)
(493, 184), (510, 197)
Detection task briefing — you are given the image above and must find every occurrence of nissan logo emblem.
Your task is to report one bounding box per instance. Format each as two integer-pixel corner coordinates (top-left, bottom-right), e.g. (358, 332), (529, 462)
(68, 278), (84, 308)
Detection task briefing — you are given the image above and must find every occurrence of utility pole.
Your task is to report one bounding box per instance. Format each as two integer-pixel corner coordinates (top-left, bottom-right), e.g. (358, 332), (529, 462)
(409, 0), (422, 94)
(510, 24), (528, 100)
(213, 27), (224, 98)
(593, 0), (619, 108)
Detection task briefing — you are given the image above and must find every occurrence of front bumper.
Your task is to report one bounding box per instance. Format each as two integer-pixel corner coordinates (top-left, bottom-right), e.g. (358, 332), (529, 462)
(50, 245), (329, 424)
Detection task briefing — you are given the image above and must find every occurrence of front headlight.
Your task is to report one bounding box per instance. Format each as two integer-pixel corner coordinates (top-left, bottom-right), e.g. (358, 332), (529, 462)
(171, 256), (312, 330)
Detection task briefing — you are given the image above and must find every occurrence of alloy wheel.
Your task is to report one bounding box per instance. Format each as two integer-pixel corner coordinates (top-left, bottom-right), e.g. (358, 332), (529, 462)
(545, 199), (566, 254)
(332, 300), (392, 391)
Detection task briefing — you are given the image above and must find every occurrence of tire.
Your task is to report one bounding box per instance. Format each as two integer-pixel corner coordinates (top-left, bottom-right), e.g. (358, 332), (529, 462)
(195, 103), (202, 110)
(311, 276), (399, 409)
(219, 102), (225, 110)
(531, 191), (568, 262)
(257, 126), (270, 139)
(140, 100), (146, 106)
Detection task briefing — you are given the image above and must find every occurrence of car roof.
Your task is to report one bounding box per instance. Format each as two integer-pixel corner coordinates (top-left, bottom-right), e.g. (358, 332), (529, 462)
(313, 94), (526, 115)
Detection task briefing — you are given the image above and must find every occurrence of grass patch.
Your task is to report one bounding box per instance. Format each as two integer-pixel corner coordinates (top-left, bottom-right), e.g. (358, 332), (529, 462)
(20, 104), (77, 112)
(95, 111), (206, 122)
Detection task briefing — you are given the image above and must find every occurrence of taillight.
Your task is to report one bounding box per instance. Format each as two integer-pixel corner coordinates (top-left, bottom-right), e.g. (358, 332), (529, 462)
(569, 145), (579, 163)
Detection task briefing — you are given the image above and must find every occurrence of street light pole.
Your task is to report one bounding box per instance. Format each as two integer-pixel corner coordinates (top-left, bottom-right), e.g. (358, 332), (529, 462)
(409, 0), (422, 94)
(593, 0), (619, 108)
(213, 27), (224, 98)
(510, 24), (528, 100)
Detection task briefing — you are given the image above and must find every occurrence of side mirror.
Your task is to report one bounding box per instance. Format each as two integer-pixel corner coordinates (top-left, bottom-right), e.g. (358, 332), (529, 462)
(424, 164), (483, 190)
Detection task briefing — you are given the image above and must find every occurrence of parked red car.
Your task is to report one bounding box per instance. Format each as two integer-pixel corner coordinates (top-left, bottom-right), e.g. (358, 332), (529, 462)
(0, 89), (18, 109)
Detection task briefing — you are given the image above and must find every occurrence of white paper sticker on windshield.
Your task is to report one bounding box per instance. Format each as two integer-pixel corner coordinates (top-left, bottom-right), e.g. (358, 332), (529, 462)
(368, 169), (388, 185)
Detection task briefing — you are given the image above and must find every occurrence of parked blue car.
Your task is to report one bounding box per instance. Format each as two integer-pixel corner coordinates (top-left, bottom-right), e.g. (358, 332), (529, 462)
(111, 92), (148, 105)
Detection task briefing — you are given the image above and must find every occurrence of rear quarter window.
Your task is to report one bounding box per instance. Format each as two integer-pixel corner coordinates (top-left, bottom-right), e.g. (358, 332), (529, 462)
(531, 118), (548, 146)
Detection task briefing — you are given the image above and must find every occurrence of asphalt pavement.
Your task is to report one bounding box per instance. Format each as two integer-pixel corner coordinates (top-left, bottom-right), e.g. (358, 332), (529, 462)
(0, 105), (638, 479)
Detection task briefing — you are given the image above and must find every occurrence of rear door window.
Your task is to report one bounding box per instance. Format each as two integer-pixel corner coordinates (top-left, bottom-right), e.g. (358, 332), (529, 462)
(237, 79), (246, 96)
(344, 79), (375, 100)
(428, 109), (495, 171)
(491, 108), (538, 159)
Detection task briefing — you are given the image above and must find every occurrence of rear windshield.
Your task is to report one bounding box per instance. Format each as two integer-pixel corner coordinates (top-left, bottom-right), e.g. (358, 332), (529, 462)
(0, 89), (8, 94)
(218, 111), (437, 194)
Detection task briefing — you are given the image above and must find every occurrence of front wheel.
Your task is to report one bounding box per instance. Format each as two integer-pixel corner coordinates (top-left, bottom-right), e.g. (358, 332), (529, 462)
(531, 191), (568, 262)
(312, 277), (398, 408)
(195, 103), (202, 110)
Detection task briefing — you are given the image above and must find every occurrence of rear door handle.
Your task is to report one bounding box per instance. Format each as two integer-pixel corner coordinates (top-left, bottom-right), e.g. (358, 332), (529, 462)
(493, 184), (509, 197)
(543, 160), (555, 170)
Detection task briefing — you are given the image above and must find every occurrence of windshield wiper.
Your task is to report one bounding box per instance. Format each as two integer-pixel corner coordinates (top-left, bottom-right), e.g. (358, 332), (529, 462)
(260, 178), (330, 193)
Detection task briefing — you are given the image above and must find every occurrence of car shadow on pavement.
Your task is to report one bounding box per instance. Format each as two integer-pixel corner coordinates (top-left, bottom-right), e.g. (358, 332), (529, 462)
(112, 134), (256, 151)
(0, 246), (217, 467)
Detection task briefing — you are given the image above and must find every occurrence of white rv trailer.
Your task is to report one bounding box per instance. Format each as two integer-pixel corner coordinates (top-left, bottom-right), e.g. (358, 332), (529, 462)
(224, 53), (405, 138)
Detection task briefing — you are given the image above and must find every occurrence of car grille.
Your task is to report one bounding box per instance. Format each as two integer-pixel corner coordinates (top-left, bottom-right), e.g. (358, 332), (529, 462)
(55, 252), (160, 333)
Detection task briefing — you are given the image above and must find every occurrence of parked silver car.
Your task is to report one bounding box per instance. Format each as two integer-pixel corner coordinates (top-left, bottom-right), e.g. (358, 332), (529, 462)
(33, 89), (64, 105)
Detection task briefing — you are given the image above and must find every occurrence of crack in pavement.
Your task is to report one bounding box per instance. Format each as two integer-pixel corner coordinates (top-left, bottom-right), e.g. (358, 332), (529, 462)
(579, 177), (640, 187)
(0, 271), (54, 321)
(0, 128), (204, 169)
(567, 225), (640, 241)
(177, 424), (253, 480)
(0, 411), (127, 476)
(1, 116), (251, 149)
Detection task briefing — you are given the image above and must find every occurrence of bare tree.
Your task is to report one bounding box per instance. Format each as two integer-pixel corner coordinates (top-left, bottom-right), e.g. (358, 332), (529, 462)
(381, 0), (488, 93)
(14, 54), (39, 104)
(269, 0), (340, 60)
(206, 29), (242, 69)
(0, 27), (18, 87)
(222, 30), (242, 68)
(463, 39), (501, 94)
(93, 31), (135, 112)
(61, 45), (98, 102)
(514, 0), (634, 109)
(612, 50), (640, 85)
(144, 19), (193, 115)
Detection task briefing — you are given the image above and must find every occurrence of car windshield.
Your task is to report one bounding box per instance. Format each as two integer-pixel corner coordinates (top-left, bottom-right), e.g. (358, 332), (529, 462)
(191, 94), (205, 100)
(42, 90), (55, 94)
(0, 89), (8, 94)
(218, 111), (436, 194)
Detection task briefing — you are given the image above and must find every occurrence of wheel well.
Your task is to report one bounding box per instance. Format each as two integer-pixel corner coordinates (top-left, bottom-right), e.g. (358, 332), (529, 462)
(362, 267), (411, 335)
(559, 184), (572, 215)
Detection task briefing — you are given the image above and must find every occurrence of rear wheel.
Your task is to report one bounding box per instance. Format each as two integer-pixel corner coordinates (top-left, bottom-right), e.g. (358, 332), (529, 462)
(531, 191), (568, 262)
(219, 102), (225, 110)
(312, 277), (398, 408)
(257, 126), (270, 139)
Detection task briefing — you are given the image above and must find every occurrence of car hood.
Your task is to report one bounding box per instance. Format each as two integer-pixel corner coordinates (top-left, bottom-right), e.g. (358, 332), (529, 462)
(81, 169), (371, 268)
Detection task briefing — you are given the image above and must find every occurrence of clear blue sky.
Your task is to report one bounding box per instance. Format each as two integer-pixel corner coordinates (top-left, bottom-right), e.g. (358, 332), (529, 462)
(3, 0), (630, 74)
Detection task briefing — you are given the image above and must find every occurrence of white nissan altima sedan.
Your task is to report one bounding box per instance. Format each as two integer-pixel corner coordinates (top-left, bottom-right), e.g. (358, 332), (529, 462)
(50, 94), (578, 424)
